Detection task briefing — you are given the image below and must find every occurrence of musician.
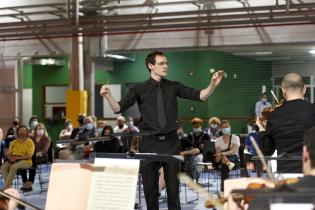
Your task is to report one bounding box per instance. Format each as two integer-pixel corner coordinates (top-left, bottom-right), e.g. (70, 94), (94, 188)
(229, 126), (315, 210)
(100, 51), (223, 210)
(257, 73), (315, 173)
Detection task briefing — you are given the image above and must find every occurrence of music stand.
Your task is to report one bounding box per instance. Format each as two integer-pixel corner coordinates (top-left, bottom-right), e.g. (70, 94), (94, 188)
(89, 152), (183, 210)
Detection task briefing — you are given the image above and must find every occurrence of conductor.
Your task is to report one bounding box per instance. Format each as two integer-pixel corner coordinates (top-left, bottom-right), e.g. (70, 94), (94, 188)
(100, 51), (223, 210)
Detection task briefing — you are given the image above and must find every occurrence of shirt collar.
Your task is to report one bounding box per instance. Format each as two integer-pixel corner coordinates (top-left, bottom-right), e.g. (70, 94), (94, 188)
(149, 77), (165, 86)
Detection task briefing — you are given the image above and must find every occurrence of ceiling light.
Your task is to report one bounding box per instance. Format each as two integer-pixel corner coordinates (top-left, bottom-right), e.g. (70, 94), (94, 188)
(309, 50), (315, 54)
(233, 51), (273, 56)
(103, 53), (135, 62)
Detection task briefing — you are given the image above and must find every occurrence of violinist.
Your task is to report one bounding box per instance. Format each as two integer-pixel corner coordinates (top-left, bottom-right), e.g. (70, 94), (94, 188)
(257, 73), (315, 173)
(228, 126), (315, 210)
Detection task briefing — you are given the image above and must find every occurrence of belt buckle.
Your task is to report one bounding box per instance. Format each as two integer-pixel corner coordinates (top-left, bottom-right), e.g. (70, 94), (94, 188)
(158, 136), (166, 141)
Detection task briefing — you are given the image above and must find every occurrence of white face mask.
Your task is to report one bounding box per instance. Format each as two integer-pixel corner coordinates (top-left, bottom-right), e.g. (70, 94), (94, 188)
(67, 125), (73, 130)
(193, 127), (202, 133)
(210, 124), (218, 129)
(31, 121), (38, 129)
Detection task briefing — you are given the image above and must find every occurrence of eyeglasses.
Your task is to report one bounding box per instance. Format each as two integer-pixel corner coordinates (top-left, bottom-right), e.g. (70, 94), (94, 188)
(155, 62), (169, 66)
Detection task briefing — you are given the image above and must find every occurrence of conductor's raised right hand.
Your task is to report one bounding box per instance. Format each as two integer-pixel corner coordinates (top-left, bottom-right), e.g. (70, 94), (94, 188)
(100, 84), (111, 98)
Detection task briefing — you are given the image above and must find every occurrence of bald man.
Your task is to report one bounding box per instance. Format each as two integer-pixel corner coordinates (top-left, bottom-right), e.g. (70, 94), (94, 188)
(257, 73), (315, 173)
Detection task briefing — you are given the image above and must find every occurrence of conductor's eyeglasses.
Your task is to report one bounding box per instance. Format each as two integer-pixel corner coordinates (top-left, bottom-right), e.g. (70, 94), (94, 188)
(155, 62), (169, 66)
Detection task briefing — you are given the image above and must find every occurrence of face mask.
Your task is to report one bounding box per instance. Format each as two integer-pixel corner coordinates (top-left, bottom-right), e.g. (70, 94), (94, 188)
(67, 125), (73, 130)
(262, 98), (267, 102)
(85, 123), (93, 131)
(97, 128), (103, 134)
(210, 124), (218, 129)
(118, 124), (124, 129)
(127, 121), (134, 127)
(36, 129), (44, 136)
(31, 121), (38, 129)
(193, 127), (202, 133)
(222, 127), (231, 135)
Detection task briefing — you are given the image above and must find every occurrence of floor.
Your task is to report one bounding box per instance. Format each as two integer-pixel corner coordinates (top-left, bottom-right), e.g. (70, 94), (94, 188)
(17, 164), (257, 210)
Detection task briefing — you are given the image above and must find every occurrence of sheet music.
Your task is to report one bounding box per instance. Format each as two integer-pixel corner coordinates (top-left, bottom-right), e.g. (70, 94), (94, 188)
(86, 158), (140, 210)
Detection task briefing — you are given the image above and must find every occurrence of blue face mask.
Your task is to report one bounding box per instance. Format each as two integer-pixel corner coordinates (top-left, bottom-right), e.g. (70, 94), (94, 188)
(85, 123), (94, 131)
(222, 127), (231, 135)
(97, 128), (103, 134)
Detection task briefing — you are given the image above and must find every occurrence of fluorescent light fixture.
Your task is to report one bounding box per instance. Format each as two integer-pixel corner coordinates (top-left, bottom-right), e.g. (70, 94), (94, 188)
(31, 58), (65, 66)
(309, 50), (315, 54)
(103, 53), (135, 62)
(233, 51), (273, 56)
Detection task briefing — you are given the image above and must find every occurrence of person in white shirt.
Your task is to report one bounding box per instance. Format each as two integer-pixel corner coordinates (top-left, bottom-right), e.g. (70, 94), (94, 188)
(214, 120), (240, 191)
(59, 120), (73, 140)
(113, 115), (128, 133)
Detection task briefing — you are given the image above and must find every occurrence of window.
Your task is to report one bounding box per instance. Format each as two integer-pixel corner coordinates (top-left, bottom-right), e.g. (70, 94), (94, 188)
(43, 86), (67, 120)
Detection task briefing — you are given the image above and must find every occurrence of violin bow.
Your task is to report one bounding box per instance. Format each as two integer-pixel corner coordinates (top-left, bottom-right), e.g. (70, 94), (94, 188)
(270, 90), (280, 104)
(179, 173), (223, 209)
(249, 137), (276, 184)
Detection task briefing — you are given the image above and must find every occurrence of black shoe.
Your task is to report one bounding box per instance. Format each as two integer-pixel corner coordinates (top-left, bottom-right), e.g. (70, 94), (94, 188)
(20, 187), (33, 192)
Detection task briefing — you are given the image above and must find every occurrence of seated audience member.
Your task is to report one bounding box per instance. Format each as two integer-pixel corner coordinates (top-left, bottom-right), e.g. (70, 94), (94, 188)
(129, 136), (141, 153)
(121, 117), (139, 152)
(176, 119), (187, 138)
(204, 117), (222, 140)
(70, 114), (86, 139)
(59, 120), (73, 140)
(95, 120), (106, 136)
(74, 116), (98, 157)
(244, 124), (262, 176)
(228, 126), (315, 210)
(183, 118), (210, 181)
(123, 117), (140, 133)
(94, 125), (120, 153)
(113, 116), (128, 133)
(4, 119), (19, 148)
(20, 123), (51, 192)
(1, 125), (35, 190)
(28, 116), (39, 138)
(214, 120), (240, 191)
(75, 116), (98, 140)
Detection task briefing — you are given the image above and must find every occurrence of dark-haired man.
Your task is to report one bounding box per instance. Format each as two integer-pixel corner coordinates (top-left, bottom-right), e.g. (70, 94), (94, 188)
(257, 73), (315, 173)
(100, 51), (223, 210)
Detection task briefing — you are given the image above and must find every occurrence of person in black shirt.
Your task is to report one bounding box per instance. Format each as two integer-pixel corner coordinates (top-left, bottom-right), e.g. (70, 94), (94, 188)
(182, 118), (210, 181)
(227, 126), (315, 210)
(100, 51), (223, 210)
(256, 73), (315, 173)
(94, 125), (120, 153)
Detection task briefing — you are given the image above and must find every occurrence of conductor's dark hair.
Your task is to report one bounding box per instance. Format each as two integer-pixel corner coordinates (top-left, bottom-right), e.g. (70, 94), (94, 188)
(145, 51), (166, 72)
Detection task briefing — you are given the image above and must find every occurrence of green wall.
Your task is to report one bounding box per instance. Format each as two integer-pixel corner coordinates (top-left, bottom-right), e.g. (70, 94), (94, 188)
(96, 50), (272, 134)
(25, 51), (272, 142)
(26, 57), (69, 142)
